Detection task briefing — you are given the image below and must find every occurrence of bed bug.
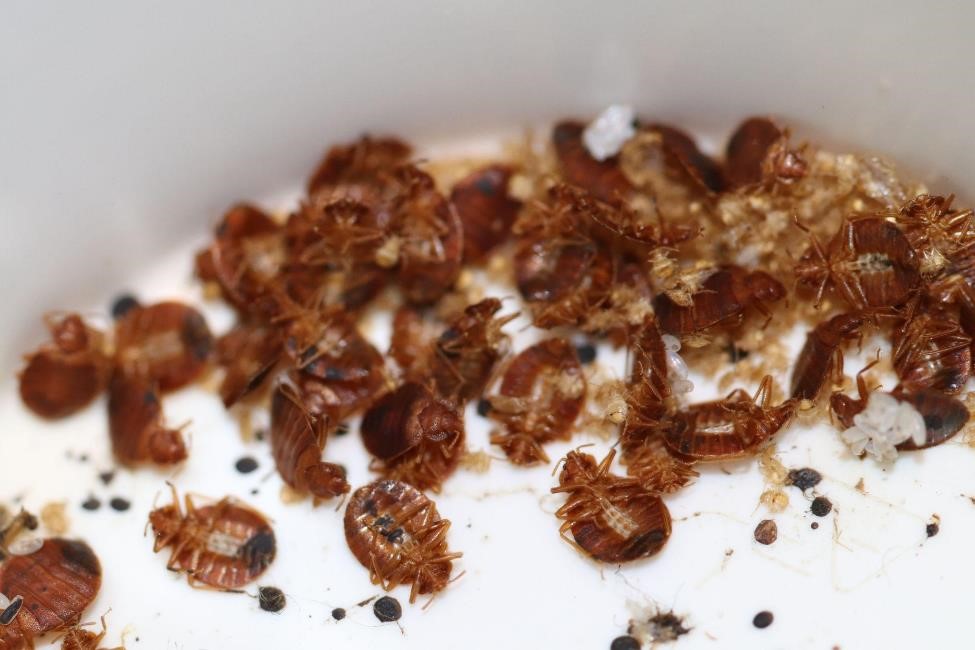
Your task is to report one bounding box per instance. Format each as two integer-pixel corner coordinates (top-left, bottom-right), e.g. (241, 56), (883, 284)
(895, 194), (975, 277)
(58, 613), (122, 650)
(298, 198), (389, 269)
(724, 117), (807, 189)
(269, 378), (349, 500)
(552, 121), (633, 204)
(794, 215), (920, 310)
(388, 305), (437, 373)
(653, 265), (786, 336)
(790, 312), (868, 401)
(148, 486), (276, 589)
(426, 298), (515, 404)
(115, 301), (213, 392)
(643, 123), (725, 193)
(450, 164), (522, 262)
(344, 479), (462, 603)
(306, 135), (412, 200)
(107, 374), (187, 466)
(830, 363), (969, 450)
(360, 383), (465, 492)
(18, 314), (110, 419)
(488, 338), (585, 465)
(622, 441), (699, 495)
(664, 376), (796, 461)
(0, 538), (101, 641)
(214, 322), (282, 408)
(551, 449), (672, 562)
(892, 300), (971, 394)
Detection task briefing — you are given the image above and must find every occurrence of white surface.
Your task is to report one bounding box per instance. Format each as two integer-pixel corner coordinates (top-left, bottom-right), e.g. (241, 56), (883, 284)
(3, 2), (975, 649)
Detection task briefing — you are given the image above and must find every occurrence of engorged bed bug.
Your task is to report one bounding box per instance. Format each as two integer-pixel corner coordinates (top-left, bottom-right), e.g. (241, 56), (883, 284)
(344, 479), (462, 603)
(891, 300), (971, 395)
(114, 301), (213, 392)
(450, 164), (523, 262)
(360, 383), (465, 491)
(269, 377), (350, 500)
(0, 537), (101, 643)
(653, 265), (786, 336)
(19, 314), (111, 419)
(552, 121), (634, 204)
(794, 215), (920, 310)
(426, 298), (515, 404)
(790, 312), (868, 401)
(148, 486), (276, 589)
(551, 449), (672, 562)
(488, 338), (585, 465)
(107, 374), (187, 467)
(663, 376), (797, 461)
(214, 321), (282, 408)
(724, 116), (807, 189)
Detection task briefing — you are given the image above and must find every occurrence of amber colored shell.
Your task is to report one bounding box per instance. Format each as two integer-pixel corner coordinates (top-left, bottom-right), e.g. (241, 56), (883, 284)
(18, 315), (110, 419)
(115, 301), (213, 391)
(344, 479), (461, 603)
(450, 165), (522, 262)
(552, 450), (671, 563)
(551, 121), (633, 204)
(0, 538), (101, 637)
(360, 383), (465, 491)
(107, 374), (187, 466)
(148, 492), (276, 589)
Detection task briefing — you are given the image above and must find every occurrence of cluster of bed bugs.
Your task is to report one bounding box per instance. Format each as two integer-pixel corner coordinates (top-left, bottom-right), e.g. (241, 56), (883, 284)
(12, 109), (975, 646)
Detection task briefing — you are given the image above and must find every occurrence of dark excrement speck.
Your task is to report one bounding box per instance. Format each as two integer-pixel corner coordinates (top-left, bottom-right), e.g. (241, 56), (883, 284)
(753, 611), (774, 628)
(235, 456), (259, 474)
(373, 596), (402, 622)
(109, 497), (131, 512)
(610, 635), (640, 650)
(81, 496), (101, 511)
(98, 470), (116, 485)
(810, 496), (832, 517)
(111, 293), (140, 319)
(575, 342), (597, 365)
(332, 607), (346, 620)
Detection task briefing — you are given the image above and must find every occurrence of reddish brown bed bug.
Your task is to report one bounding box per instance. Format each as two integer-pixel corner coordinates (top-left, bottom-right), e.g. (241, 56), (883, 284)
(426, 298), (515, 404)
(664, 376), (797, 461)
(830, 363), (969, 450)
(344, 479), (462, 603)
(214, 321), (282, 408)
(790, 312), (869, 401)
(388, 305), (437, 373)
(895, 194), (975, 276)
(892, 300), (971, 394)
(269, 377), (349, 500)
(148, 486), (276, 589)
(450, 164), (523, 263)
(552, 121), (634, 204)
(57, 613), (121, 650)
(306, 135), (412, 200)
(107, 374), (187, 466)
(0, 537), (101, 641)
(18, 314), (111, 419)
(487, 338), (585, 465)
(628, 316), (671, 402)
(794, 215), (920, 310)
(551, 449), (672, 562)
(360, 383), (465, 492)
(653, 265), (786, 336)
(298, 198), (389, 269)
(114, 301), (213, 392)
(724, 116), (807, 190)
(643, 123), (725, 194)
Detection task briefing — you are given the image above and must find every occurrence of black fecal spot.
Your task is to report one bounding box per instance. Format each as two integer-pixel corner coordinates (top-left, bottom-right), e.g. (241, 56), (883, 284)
(725, 344), (750, 363)
(575, 343), (597, 365)
(753, 611), (773, 629)
(258, 586), (286, 613)
(254, 429), (266, 442)
(59, 539), (101, 577)
(385, 528), (405, 544)
(250, 489), (259, 496)
(476, 399), (492, 417)
(332, 607), (346, 620)
(927, 522), (940, 537)
(81, 496), (101, 511)
(235, 456), (259, 474)
(610, 636), (640, 650)
(79, 453), (89, 463)
(811, 496), (832, 517)
(111, 294), (140, 320)
(0, 596), (23, 625)
(811, 522), (819, 530)
(373, 596), (402, 622)
(110, 497), (131, 512)
(787, 468), (822, 491)
(98, 470), (116, 485)
(475, 176), (498, 197)
(335, 423), (349, 436)
(240, 530), (277, 571)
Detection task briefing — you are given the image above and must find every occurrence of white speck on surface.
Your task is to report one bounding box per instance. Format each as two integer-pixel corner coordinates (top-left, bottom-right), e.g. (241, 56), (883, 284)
(840, 393), (926, 463)
(582, 104), (635, 161)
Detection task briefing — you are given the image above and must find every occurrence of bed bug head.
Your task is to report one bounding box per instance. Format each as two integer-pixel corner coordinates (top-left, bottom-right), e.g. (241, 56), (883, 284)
(46, 313), (90, 354)
(148, 426), (188, 465)
(148, 503), (182, 547)
(305, 462), (350, 500)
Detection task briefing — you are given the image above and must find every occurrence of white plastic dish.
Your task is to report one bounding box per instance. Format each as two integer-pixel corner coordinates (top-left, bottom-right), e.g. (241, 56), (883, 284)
(2, 3), (975, 648)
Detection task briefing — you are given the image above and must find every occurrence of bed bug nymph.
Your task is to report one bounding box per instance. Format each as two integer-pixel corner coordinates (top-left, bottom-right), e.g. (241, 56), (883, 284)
(344, 479), (462, 603)
(57, 613), (122, 650)
(148, 485), (276, 589)
(450, 164), (523, 263)
(790, 312), (868, 401)
(724, 116), (807, 190)
(107, 374), (188, 466)
(552, 121), (634, 204)
(18, 313), (111, 419)
(551, 448), (672, 562)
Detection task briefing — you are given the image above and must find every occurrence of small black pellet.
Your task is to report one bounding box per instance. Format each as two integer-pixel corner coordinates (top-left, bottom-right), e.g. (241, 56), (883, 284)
(81, 496), (101, 511)
(610, 635), (640, 650)
(753, 611), (773, 629)
(476, 399), (492, 417)
(332, 607), (346, 620)
(111, 294), (140, 319)
(235, 456), (259, 474)
(373, 596), (402, 622)
(811, 522), (819, 530)
(259, 586), (286, 612)
(787, 467), (822, 491)
(575, 343), (597, 365)
(109, 497), (131, 512)
(926, 522), (940, 537)
(810, 496), (832, 517)
(98, 470), (116, 485)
